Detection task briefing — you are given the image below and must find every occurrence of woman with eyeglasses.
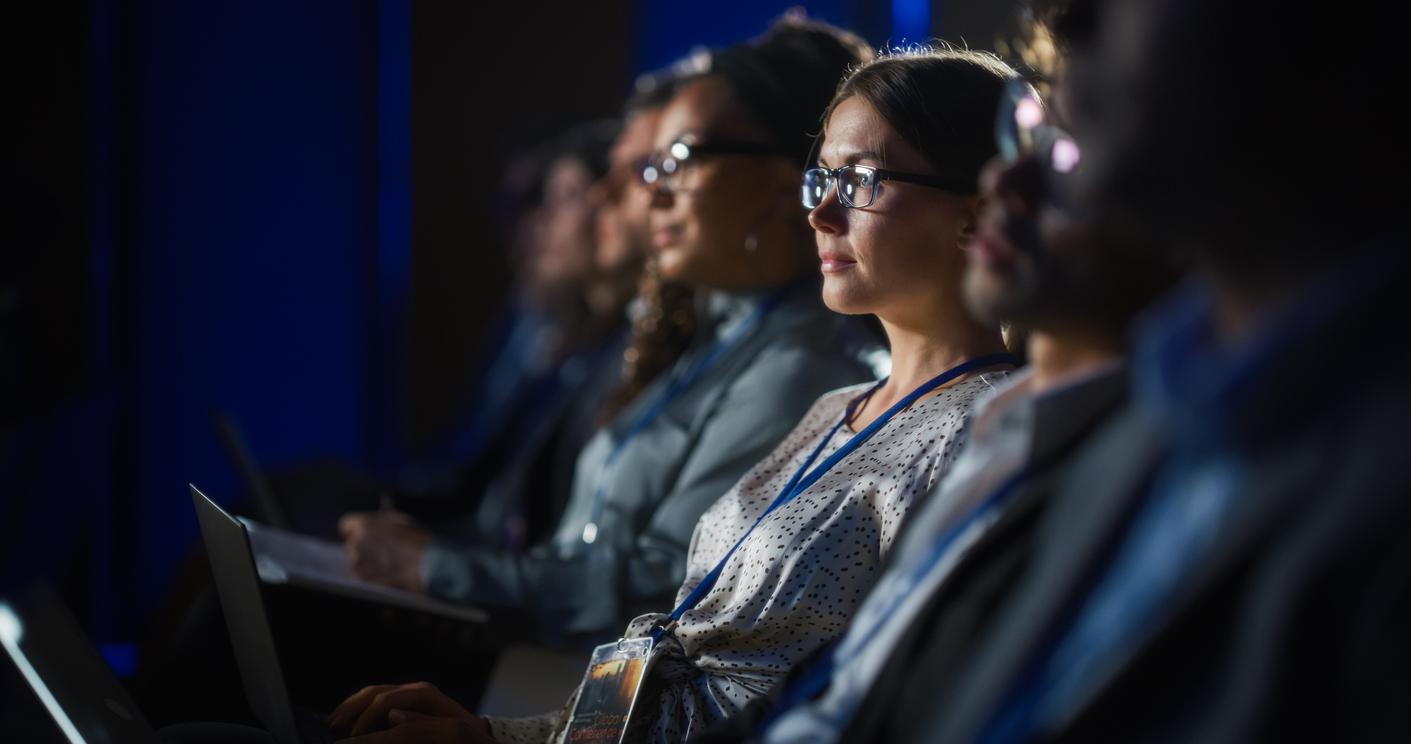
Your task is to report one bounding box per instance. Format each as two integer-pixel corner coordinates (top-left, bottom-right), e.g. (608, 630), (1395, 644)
(323, 35), (1021, 744)
(354, 22), (882, 659)
(323, 16), (878, 743)
(601, 44), (1019, 742)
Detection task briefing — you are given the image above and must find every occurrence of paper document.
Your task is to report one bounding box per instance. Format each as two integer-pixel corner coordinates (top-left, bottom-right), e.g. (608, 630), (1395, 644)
(242, 519), (489, 624)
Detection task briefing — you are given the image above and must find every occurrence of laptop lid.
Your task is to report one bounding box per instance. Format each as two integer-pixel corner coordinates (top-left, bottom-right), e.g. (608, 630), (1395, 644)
(0, 583), (154, 744)
(191, 484), (301, 744)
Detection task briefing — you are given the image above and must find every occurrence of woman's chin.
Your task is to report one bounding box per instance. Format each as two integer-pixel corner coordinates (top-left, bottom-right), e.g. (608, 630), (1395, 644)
(820, 282), (873, 316)
(655, 249), (692, 282)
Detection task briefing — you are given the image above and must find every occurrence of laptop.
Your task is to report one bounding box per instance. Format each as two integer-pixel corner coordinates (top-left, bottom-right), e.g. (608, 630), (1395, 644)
(192, 483), (492, 741)
(192, 484), (338, 744)
(0, 582), (154, 744)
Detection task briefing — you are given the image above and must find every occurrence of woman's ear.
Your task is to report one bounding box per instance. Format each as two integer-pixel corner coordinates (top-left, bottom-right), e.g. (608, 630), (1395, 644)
(958, 194), (985, 243)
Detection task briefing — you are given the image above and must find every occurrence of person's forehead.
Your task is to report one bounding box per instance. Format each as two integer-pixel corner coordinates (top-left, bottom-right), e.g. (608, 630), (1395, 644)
(818, 97), (883, 160)
(819, 96), (931, 172)
(612, 110), (659, 163)
(653, 76), (761, 147)
(653, 79), (723, 144)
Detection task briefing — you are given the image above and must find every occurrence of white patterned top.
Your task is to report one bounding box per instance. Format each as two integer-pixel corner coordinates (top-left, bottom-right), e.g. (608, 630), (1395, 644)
(487, 373), (1008, 744)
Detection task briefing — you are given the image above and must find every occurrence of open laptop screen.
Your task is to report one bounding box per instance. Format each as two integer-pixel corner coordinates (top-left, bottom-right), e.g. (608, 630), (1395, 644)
(0, 583), (153, 744)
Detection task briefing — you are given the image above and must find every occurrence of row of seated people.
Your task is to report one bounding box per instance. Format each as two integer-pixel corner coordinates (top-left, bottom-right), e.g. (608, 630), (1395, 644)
(161, 0), (1411, 741)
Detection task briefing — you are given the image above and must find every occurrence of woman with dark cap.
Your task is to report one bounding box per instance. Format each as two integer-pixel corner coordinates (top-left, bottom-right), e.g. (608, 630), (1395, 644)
(324, 24), (1022, 744)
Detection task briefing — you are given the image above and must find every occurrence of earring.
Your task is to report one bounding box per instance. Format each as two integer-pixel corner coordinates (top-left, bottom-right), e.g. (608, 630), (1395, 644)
(744, 233), (759, 254)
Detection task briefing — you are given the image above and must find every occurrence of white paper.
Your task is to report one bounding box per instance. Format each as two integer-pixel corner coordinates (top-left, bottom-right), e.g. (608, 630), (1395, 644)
(241, 519), (489, 624)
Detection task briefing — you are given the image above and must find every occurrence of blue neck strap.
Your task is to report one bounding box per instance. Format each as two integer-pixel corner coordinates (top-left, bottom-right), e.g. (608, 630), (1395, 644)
(652, 352), (1019, 641)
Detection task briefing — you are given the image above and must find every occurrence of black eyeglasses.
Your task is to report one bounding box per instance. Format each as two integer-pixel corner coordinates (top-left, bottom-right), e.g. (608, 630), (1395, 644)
(801, 164), (974, 209)
(640, 139), (788, 194)
(995, 78), (1081, 174)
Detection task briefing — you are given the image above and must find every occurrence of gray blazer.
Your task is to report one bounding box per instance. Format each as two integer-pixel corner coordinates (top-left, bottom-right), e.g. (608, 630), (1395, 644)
(422, 283), (883, 644)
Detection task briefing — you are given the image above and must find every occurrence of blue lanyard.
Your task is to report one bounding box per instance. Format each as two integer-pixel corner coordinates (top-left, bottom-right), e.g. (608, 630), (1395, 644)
(761, 465), (1034, 723)
(579, 284), (799, 545)
(651, 352), (1020, 642)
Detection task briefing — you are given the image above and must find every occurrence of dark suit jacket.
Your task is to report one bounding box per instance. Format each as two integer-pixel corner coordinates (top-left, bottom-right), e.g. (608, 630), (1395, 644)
(852, 247), (1411, 743)
(842, 400), (1164, 743)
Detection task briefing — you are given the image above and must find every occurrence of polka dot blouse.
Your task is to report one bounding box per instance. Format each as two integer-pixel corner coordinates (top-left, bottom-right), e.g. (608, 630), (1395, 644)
(487, 373), (1007, 744)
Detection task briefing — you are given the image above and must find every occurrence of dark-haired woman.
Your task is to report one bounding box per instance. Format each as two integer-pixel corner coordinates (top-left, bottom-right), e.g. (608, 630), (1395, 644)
(325, 39), (1020, 744)
(342, 24), (880, 650)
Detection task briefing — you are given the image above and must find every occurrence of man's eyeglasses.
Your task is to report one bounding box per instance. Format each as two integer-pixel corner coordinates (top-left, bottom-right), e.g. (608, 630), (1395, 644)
(801, 165), (974, 210)
(996, 78), (1081, 174)
(640, 140), (787, 194)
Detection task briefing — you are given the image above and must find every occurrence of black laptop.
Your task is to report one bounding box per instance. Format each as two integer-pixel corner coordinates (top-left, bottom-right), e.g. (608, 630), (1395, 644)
(0, 583), (153, 744)
(191, 484), (336, 744)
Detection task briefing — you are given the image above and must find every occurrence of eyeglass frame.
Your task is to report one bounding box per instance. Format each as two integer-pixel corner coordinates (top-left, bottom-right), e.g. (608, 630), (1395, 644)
(800, 164), (975, 210)
(639, 139), (791, 192)
(995, 78), (1082, 174)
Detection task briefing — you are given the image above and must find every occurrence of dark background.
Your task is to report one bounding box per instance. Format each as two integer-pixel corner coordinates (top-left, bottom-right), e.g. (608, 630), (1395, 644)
(1, 0), (1021, 672)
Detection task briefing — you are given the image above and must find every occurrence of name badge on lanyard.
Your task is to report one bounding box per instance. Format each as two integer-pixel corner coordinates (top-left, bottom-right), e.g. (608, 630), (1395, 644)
(563, 637), (655, 744)
(569, 352), (1018, 740)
